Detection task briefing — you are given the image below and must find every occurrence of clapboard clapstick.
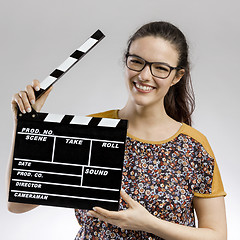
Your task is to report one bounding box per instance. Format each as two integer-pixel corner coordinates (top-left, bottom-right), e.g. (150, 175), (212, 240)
(34, 29), (105, 100)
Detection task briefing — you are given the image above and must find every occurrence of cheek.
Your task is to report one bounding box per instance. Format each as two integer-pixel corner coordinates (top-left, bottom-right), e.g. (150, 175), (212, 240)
(155, 78), (169, 89)
(155, 78), (173, 97)
(125, 68), (138, 83)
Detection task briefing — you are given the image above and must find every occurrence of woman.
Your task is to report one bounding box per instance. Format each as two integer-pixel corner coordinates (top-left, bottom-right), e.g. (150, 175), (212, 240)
(8, 21), (227, 239)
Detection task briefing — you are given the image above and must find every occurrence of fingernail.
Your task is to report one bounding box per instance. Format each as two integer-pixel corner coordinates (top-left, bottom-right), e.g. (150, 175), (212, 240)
(27, 108), (31, 113)
(87, 212), (93, 217)
(22, 109), (26, 114)
(93, 207), (96, 211)
(31, 100), (35, 105)
(35, 86), (40, 91)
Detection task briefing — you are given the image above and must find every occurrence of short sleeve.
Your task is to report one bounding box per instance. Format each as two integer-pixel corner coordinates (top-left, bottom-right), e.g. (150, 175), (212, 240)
(192, 135), (227, 198)
(194, 161), (227, 198)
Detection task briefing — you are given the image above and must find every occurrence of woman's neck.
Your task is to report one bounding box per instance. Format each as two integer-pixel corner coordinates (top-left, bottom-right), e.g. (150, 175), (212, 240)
(119, 98), (169, 125)
(118, 99), (181, 141)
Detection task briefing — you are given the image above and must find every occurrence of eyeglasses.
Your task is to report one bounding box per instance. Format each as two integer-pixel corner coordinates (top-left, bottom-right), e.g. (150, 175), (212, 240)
(126, 54), (181, 79)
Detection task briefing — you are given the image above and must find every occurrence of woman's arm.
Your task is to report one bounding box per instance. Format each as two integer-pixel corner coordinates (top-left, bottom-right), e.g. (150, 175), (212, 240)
(7, 80), (52, 213)
(144, 196), (227, 240)
(88, 190), (227, 240)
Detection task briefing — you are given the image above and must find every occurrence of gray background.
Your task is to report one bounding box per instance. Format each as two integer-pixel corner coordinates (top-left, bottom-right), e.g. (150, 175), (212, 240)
(0, 0), (239, 239)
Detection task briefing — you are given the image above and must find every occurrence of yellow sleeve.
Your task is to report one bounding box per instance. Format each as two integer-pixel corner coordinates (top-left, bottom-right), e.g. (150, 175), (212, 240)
(87, 110), (119, 119)
(181, 124), (226, 198)
(193, 134), (226, 198)
(194, 161), (227, 198)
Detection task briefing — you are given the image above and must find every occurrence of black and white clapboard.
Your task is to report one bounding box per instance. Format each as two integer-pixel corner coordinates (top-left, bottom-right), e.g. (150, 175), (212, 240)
(9, 112), (127, 210)
(8, 30), (128, 210)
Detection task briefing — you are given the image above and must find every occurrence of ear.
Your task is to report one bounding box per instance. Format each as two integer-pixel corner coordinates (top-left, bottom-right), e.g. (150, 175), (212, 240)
(170, 69), (185, 86)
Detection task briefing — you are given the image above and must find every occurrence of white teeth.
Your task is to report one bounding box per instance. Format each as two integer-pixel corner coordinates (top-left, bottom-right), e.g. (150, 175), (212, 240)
(135, 83), (153, 91)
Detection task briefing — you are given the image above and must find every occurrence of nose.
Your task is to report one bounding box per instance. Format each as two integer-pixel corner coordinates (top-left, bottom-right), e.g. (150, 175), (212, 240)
(138, 64), (152, 81)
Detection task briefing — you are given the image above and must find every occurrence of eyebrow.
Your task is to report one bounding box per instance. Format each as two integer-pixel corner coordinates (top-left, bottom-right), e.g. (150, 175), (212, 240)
(128, 53), (171, 66)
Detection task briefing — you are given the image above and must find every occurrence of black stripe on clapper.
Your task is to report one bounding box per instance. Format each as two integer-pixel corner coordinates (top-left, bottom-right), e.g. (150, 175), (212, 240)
(116, 119), (128, 129)
(91, 29), (105, 40)
(88, 117), (102, 126)
(60, 115), (74, 124)
(70, 50), (85, 60)
(50, 69), (65, 78)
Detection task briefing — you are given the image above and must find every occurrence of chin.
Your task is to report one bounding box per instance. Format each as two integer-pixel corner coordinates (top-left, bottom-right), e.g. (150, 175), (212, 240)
(131, 96), (154, 108)
(130, 91), (164, 108)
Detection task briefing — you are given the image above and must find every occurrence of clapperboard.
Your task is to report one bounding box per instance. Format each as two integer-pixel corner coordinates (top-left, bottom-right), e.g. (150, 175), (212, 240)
(8, 30), (128, 211)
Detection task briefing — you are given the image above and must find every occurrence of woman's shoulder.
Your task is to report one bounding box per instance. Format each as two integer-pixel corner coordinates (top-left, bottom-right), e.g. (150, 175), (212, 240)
(87, 109), (119, 119)
(181, 123), (207, 143)
(181, 123), (214, 158)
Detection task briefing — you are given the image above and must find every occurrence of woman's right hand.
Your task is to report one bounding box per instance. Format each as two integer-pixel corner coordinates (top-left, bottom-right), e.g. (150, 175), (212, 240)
(8, 79), (52, 213)
(11, 79), (53, 119)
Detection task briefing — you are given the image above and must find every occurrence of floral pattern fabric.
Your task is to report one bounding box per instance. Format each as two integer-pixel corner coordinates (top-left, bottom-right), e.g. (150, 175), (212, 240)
(75, 132), (216, 239)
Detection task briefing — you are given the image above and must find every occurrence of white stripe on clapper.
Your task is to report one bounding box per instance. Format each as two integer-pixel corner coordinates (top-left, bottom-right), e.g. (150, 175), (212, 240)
(40, 76), (57, 90)
(98, 118), (120, 127)
(70, 116), (92, 125)
(44, 114), (64, 123)
(57, 57), (77, 72)
(78, 38), (98, 53)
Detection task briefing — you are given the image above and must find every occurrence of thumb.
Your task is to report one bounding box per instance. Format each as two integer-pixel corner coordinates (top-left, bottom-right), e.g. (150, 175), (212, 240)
(33, 86), (53, 112)
(120, 189), (136, 208)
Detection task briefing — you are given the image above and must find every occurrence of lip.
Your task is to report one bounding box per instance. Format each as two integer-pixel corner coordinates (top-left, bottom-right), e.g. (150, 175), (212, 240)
(133, 81), (156, 93)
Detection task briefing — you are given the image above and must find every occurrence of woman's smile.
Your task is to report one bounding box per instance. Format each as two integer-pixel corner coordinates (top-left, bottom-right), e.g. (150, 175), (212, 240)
(133, 81), (156, 93)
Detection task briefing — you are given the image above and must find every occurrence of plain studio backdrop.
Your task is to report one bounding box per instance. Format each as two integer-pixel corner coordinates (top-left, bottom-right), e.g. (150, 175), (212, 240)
(0, 0), (239, 239)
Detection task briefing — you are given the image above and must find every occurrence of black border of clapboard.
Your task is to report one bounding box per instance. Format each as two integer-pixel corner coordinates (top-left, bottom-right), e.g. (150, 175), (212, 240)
(9, 112), (128, 210)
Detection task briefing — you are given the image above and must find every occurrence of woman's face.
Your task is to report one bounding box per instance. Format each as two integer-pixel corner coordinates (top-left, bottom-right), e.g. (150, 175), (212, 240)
(125, 36), (184, 108)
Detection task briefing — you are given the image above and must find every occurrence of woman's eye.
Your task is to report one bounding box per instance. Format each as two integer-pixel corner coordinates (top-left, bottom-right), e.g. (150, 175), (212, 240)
(155, 65), (169, 72)
(131, 59), (143, 65)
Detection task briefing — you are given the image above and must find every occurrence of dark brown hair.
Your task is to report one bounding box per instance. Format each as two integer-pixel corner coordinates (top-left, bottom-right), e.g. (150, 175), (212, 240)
(125, 21), (195, 126)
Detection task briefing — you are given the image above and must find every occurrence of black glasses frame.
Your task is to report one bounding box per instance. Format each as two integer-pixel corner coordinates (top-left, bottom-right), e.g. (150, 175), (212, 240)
(126, 53), (181, 79)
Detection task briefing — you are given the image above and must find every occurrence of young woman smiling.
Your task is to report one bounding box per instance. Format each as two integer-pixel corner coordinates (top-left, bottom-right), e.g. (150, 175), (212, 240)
(8, 21), (227, 240)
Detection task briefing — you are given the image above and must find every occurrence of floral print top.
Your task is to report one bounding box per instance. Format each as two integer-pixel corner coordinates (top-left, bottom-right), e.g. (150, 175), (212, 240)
(74, 110), (226, 240)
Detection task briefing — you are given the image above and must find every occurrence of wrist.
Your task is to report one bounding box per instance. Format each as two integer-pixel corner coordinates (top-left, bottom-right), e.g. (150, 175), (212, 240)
(142, 212), (160, 233)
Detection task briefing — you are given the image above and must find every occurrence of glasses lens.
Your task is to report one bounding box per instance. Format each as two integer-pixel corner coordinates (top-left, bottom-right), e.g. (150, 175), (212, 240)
(126, 55), (145, 71)
(152, 63), (171, 78)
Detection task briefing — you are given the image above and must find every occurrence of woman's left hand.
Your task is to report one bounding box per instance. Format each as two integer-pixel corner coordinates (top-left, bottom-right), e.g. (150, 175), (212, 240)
(87, 189), (152, 231)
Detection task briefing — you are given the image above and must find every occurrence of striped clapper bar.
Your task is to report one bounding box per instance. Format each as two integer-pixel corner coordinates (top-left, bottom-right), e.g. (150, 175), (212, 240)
(9, 112), (128, 210)
(34, 29), (105, 100)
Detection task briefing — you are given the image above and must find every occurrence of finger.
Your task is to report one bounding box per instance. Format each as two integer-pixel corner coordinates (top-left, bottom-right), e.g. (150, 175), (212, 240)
(12, 94), (26, 114)
(19, 91), (32, 113)
(37, 86), (53, 101)
(35, 86), (52, 103)
(120, 189), (136, 208)
(92, 207), (120, 219)
(32, 86), (53, 112)
(88, 210), (109, 222)
(87, 210), (123, 229)
(43, 86), (53, 96)
(32, 79), (40, 91)
(25, 85), (36, 105)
